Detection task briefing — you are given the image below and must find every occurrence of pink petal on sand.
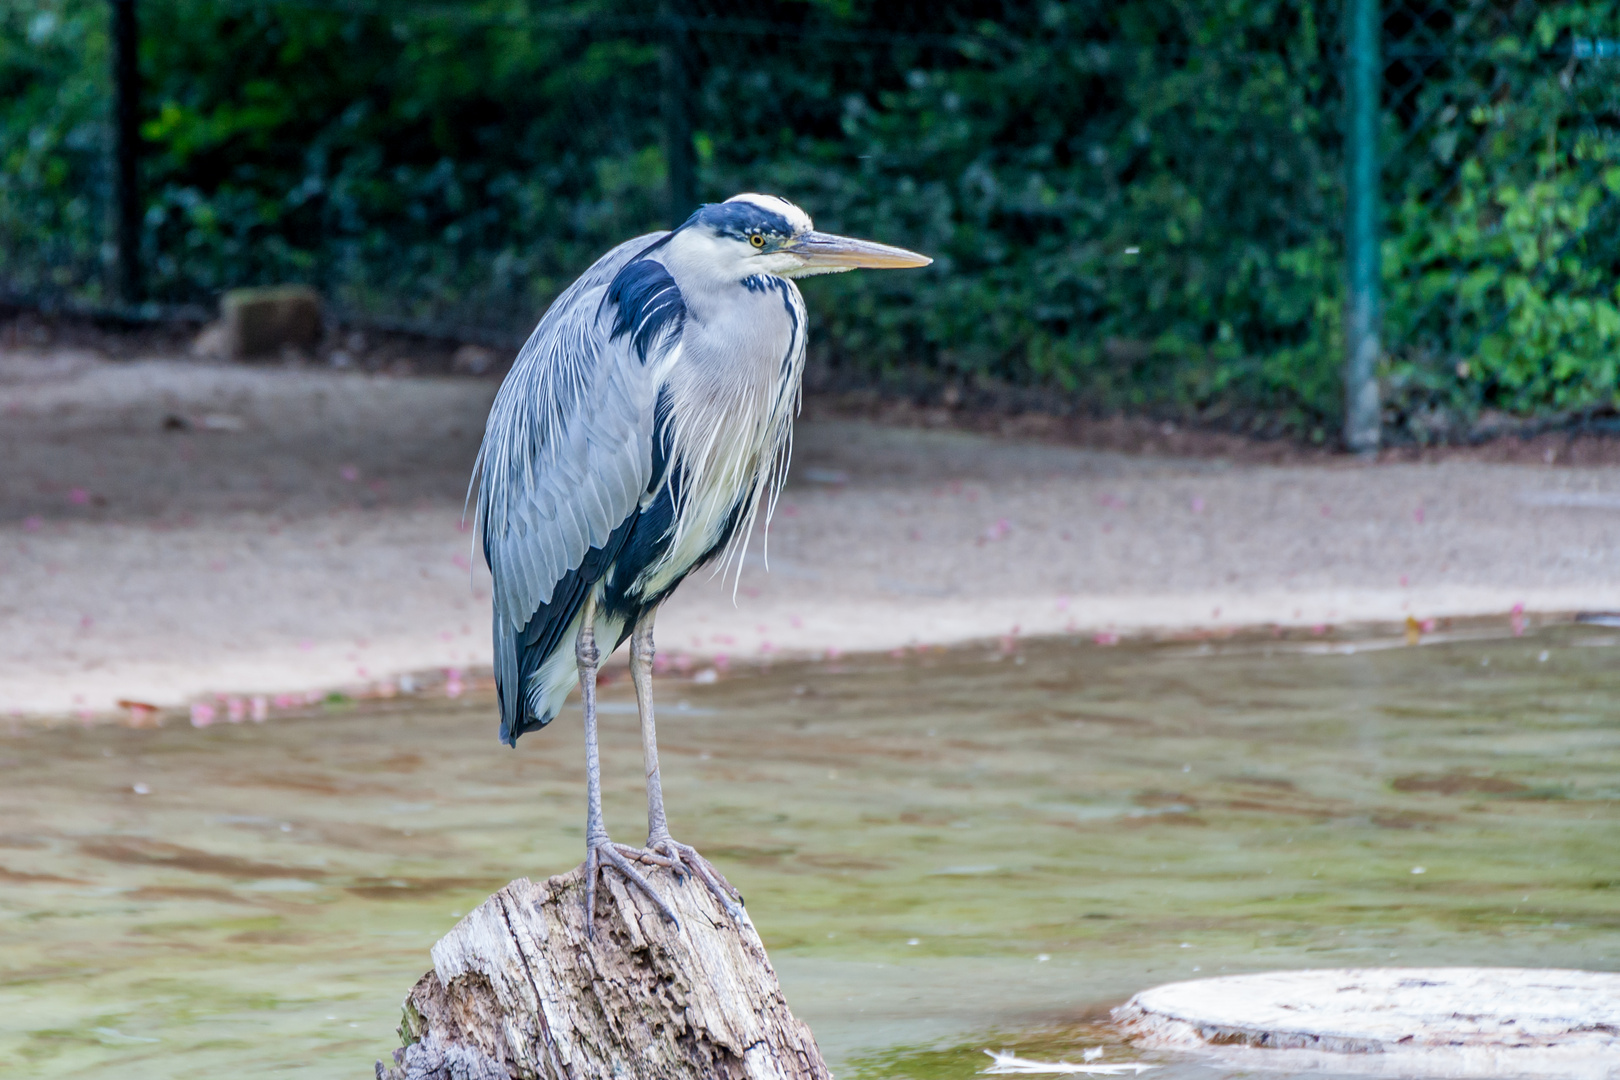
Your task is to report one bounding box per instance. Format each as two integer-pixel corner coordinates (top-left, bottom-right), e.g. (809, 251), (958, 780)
(190, 703), (216, 727)
(1094, 631), (1119, 646)
(251, 696), (268, 722)
(1190, 496), (1205, 513)
(23, 515), (42, 532)
(68, 487), (90, 505)
(1413, 506), (1426, 524)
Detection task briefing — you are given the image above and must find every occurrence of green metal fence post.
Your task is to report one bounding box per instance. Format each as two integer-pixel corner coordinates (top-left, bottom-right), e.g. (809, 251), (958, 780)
(1344, 0), (1382, 453)
(111, 0), (143, 305)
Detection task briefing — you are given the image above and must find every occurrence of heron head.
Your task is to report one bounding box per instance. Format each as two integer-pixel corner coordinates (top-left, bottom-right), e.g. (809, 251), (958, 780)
(676, 193), (931, 281)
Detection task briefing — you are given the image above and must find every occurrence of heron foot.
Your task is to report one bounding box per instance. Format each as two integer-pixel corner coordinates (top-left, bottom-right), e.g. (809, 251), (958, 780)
(584, 836), (681, 938)
(619, 835), (745, 921)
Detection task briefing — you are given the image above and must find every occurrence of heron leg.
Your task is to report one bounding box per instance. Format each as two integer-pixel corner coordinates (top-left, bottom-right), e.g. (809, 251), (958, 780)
(618, 611), (745, 920)
(577, 595), (679, 938)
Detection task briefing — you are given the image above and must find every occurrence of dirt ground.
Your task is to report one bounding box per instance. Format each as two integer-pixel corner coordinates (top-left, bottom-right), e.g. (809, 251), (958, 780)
(4, 344), (1620, 719)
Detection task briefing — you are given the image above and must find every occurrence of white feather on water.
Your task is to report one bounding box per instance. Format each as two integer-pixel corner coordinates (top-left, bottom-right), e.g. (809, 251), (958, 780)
(980, 1050), (1155, 1075)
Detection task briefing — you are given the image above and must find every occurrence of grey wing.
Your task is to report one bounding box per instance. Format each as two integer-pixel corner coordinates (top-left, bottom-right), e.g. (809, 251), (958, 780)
(471, 232), (669, 741)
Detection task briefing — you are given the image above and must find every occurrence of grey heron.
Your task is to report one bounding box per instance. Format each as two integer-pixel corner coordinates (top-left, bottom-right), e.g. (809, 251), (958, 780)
(472, 193), (930, 933)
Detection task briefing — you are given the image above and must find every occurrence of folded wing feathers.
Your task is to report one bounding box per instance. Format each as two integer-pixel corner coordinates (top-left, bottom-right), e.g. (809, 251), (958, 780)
(475, 232), (669, 633)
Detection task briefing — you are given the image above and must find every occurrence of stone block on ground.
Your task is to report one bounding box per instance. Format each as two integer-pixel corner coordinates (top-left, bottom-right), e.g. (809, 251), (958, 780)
(452, 344), (497, 375)
(194, 285), (323, 360)
(378, 864), (830, 1080)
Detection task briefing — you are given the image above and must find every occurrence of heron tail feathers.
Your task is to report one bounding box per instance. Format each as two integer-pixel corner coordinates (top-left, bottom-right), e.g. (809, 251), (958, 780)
(496, 603), (628, 747)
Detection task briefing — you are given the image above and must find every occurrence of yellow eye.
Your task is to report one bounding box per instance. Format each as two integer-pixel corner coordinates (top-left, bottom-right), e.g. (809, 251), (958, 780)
(749, 233), (765, 249)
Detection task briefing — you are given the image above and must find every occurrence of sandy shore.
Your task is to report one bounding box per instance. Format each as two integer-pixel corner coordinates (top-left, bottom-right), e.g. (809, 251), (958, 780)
(4, 350), (1619, 717)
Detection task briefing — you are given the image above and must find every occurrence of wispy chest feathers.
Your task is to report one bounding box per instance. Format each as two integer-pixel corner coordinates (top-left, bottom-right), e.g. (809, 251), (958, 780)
(603, 242), (808, 594)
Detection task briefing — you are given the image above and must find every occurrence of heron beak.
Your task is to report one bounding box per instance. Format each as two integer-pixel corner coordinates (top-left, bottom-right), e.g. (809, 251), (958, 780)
(785, 231), (932, 272)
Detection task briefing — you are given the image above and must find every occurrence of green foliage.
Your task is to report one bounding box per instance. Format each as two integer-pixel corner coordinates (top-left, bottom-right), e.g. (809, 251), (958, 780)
(0, 0), (110, 300)
(1380, 0), (1620, 435)
(129, 0), (670, 322)
(1, 0), (1616, 434)
(782, 0), (1346, 431)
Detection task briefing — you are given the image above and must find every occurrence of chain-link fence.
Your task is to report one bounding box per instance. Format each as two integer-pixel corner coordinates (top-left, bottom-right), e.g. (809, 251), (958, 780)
(1379, 1), (1620, 441)
(2, 1), (1617, 445)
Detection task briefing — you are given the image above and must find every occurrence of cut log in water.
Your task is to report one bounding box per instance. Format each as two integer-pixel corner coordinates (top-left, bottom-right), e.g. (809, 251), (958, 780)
(376, 863), (830, 1080)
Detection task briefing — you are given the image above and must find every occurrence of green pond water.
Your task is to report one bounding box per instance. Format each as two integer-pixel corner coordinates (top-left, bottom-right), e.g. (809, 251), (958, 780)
(1, 626), (1617, 1078)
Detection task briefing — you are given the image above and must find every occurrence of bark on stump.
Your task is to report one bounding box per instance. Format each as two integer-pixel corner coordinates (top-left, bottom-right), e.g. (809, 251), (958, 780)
(376, 864), (831, 1080)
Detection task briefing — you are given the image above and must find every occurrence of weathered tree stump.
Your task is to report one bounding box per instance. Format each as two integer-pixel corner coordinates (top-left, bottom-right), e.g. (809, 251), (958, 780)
(376, 863), (831, 1080)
